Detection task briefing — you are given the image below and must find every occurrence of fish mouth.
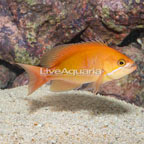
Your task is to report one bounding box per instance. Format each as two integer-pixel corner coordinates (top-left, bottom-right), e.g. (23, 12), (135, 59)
(129, 63), (137, 71)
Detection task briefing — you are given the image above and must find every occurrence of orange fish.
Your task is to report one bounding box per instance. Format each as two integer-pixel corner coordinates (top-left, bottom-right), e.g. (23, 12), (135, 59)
(17, 42), (137, 95)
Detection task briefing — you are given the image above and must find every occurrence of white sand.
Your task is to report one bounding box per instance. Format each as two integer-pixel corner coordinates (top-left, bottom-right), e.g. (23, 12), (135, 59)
(0, 85), (144, 144)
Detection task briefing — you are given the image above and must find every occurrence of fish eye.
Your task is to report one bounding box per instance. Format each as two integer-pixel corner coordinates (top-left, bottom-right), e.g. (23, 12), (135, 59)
(117, 59), (126, 67)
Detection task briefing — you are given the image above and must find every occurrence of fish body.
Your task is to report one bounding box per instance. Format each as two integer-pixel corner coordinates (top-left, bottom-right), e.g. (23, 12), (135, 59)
(18, 42), (137, 95)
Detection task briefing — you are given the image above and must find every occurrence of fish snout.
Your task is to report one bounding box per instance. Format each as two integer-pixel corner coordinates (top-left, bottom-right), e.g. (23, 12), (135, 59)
(129, 63), (137, 71)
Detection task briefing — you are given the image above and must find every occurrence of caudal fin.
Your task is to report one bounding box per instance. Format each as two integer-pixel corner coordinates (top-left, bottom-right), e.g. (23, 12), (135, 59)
(17, 63), (50, 95)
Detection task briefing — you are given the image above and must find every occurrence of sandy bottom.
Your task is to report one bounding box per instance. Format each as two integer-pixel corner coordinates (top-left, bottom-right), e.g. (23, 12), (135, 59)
(0, 85), (144, 144)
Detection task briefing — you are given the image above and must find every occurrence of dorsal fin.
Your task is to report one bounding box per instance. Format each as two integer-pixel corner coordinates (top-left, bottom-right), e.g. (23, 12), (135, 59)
(40, 42), (106, 68)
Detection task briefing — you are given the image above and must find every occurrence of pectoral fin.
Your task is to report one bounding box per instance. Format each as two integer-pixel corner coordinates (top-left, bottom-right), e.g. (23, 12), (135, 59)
(82, 70), (105, 94)
(50, 80), (81, 92)
(92, 71), (105, 94)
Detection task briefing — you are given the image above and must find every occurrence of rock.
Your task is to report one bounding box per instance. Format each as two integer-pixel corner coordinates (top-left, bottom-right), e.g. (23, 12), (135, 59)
(81, 0), (144, 45)
(0, 65), (16, 88)
(0, 0), (143, 64)
(12, 72), (28, 88)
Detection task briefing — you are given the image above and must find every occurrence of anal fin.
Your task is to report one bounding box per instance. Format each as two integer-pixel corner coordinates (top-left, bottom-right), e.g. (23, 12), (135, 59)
(50, 80), (81, 92)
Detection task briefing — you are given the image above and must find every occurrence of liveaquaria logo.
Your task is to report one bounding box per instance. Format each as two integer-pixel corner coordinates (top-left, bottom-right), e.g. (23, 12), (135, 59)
(40, 68), (102, 76)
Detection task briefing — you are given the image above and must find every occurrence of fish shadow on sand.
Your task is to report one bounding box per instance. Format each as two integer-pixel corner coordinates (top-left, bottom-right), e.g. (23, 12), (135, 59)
(24, 91), (131, 115)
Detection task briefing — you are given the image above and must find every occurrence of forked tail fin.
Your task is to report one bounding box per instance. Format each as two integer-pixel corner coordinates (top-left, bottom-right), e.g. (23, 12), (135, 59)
(17, 63), (50, 95)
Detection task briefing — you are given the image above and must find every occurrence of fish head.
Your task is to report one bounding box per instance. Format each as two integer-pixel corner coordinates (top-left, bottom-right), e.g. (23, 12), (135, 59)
(103, 52), (137, 81)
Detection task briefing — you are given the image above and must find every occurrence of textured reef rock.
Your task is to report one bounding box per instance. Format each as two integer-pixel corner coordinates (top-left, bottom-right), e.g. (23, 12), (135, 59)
(12, 72), (28, 88)
(0, 0), (144, 106)
(81, 0), (144, 44)
(0, 0), (143, 64)
(0, 65), (16, 89)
